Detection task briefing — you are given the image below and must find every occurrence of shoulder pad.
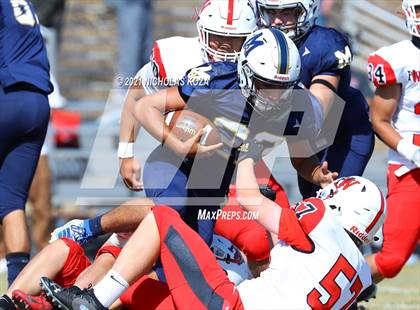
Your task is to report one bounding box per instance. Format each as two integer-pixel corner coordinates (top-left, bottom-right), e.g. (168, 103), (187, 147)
(367, 41), (410, 87)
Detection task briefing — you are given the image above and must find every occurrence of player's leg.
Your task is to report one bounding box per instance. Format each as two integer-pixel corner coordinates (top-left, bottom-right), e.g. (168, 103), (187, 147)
(143, 146), (190, 217)
(146, 206), (242, 309)
(143, 147), (192, 281)
(50, 198), (154, 244)
(28, 154), (52, 250)
(119, 275), (174, 310)
(1, 211), (30, 282)
(50, 129), (185, 246)
(367, 165), (420, 282)
(7, 239), (74, 297)
(74, 245), (120, 289)
(77, 244), (174, 310)
(0, 88), (50, 286)
(10, 238), (90, 310)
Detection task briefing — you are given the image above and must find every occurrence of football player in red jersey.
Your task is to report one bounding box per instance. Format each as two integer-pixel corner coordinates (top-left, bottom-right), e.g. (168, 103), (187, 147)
(40, 174), (385, 310)
(365, 0), (420, 282)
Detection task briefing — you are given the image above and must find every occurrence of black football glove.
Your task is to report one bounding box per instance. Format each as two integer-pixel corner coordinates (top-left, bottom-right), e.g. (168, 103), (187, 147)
(237, 139), (264, 163)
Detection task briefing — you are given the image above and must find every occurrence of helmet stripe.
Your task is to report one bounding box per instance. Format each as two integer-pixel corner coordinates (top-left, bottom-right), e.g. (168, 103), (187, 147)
(365, 190), (385, 233)
(227, 0), (235, 25)
(271, 29), (289, 75)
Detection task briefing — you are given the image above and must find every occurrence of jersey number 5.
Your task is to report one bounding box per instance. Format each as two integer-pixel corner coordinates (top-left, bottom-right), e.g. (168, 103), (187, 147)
(307, 254), (363, 309)
(10, 0), (38, 27)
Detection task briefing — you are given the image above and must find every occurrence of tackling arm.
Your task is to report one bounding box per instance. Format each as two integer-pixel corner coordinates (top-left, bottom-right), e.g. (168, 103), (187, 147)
(235, 158), (282, 235)
(133, 86), (187, 152)
(289, 153), (338, 189)
(370, 84), (402, 150)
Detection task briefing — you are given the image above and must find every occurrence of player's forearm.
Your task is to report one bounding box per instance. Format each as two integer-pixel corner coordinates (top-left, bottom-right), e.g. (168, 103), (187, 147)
(291, 156), (322, 186)
(236, 159), (281, 234)
(132, 96), (180, 150)
(119, 89), (142, 143)
(371, 118), (402, 151)
(370, 85), (406, 153)
(236, 159), (263, 211)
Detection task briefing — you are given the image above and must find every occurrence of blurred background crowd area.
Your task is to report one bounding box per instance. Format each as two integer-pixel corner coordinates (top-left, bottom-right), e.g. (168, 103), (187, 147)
(0, 1), (419, 305)
(46, 0), (404, 101)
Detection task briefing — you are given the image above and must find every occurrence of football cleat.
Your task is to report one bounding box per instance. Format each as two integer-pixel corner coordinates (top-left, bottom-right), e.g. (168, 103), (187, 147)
(0, 294), (16, 310)
(12, 290), (52, 310)
(40, 277), (106, 310)
(49, 219), (93, 245)
(357, 283), (377, 302)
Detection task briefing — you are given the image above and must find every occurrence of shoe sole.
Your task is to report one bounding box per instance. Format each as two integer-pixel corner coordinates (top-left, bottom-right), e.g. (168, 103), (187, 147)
(12, 296), (30, 310)
(39, 278), (70, 310)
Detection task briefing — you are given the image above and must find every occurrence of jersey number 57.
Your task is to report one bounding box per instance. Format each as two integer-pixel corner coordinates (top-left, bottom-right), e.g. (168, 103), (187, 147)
(307, 254), (363, 309)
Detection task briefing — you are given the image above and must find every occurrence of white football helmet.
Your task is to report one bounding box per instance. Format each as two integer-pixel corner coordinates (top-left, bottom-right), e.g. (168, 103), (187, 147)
(211, 234), (251, 285)
(238, 28), (301, 115)
(316, 176), (386, 246)
(257, 0), (320, 40)
(197, 0), (258, 62)
(402, 0), (420, 37)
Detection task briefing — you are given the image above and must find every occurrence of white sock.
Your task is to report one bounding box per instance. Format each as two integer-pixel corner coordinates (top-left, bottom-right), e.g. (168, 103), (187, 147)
(93, 269), (129, 308)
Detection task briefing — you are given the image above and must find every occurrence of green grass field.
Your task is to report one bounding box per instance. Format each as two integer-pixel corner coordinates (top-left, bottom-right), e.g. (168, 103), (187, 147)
(360, 263), (420, 310)
(1, 262), (419, 308)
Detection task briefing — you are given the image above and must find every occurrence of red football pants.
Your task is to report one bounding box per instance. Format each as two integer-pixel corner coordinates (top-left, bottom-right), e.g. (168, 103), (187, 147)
(153, 205), (244, 310)
(375, 165), (420, 278)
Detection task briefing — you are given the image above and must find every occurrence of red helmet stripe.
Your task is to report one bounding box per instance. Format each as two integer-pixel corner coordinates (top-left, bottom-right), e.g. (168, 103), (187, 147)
(227, 0), (235, 25)
(200, 0), (211, 14)
(152, 42), (167, 80)
(365, 190), (385, 233)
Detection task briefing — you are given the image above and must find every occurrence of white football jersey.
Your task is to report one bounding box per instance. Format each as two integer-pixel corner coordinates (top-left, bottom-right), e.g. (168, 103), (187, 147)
(237, 198), (372, 310)
(368, 40), (420, 169)
(135, 36), (205, 94)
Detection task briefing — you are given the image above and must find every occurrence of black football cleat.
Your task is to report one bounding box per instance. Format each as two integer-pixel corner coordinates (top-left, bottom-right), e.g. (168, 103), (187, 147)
(357, 283), (377, 302)
(39, 277), (106, 310)
(0, 294), (16, 310)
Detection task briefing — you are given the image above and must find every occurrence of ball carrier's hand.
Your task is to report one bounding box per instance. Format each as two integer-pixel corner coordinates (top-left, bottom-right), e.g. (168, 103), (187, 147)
(170, 128), (223, 158)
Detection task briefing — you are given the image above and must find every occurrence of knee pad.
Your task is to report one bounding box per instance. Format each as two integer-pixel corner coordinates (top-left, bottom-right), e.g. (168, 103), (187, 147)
(95, 245), (122, 260)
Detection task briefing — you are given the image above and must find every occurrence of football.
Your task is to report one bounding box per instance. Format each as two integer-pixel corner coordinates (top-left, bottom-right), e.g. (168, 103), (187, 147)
(164, 110), (221, 146)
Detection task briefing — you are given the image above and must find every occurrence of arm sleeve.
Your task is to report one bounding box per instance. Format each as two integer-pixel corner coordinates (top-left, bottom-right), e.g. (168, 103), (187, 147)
(277, 208), (314, 252)
(277, 198), (326, 252)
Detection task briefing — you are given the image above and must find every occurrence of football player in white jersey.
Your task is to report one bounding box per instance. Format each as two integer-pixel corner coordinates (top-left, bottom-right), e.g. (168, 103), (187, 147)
(365, 0), (420, 282)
